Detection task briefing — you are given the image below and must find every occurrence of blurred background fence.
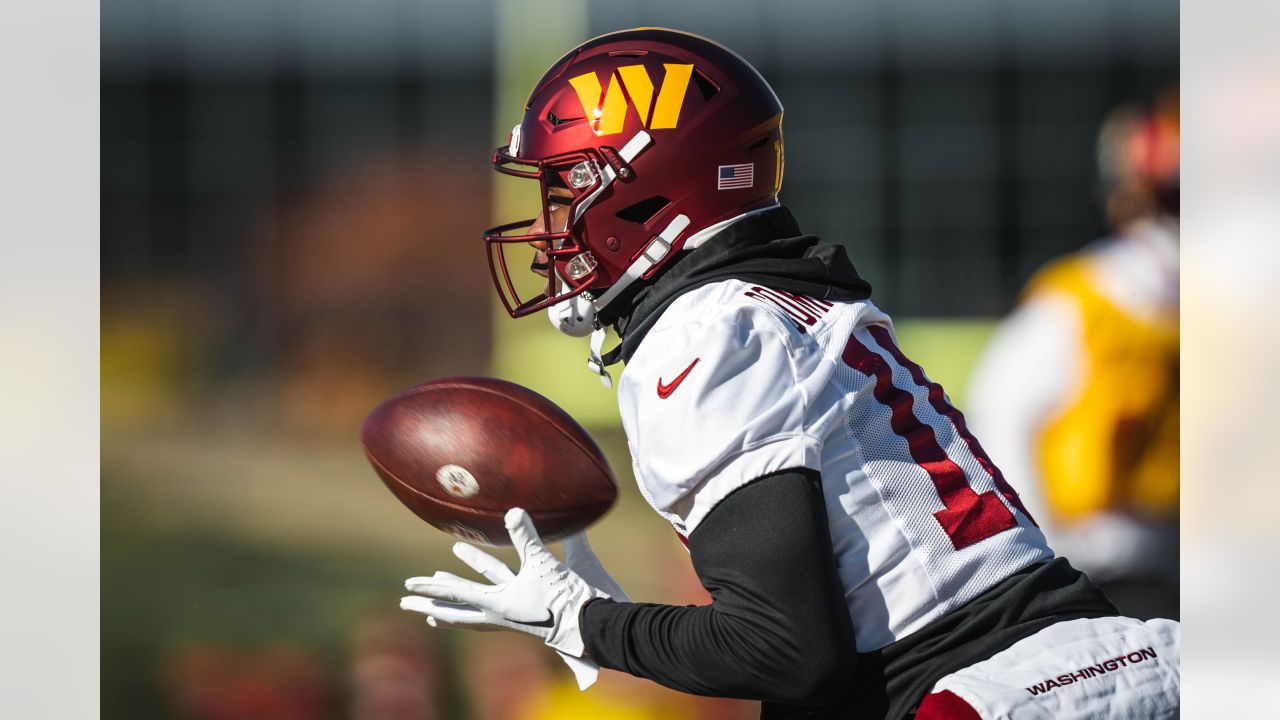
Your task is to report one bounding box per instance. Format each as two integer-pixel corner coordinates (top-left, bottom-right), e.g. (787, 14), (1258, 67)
(102, 1), (1176, 718)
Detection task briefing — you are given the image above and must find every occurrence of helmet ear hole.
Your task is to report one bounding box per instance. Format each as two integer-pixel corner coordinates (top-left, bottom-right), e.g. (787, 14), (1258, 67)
(615, 196), (671, 224)
(692, 69), (720, 100)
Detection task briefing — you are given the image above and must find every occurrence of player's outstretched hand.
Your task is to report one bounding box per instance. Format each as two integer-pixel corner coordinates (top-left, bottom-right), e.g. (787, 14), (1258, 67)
(400, 508), (612, 688)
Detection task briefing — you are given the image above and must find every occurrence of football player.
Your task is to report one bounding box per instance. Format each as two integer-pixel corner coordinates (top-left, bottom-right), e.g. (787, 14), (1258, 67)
(400, 29), (1180, 718)
(968, 96), (1180, 622)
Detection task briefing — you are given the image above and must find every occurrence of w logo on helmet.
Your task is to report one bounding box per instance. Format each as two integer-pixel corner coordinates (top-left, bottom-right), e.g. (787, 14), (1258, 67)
(568, 64), (694, 137)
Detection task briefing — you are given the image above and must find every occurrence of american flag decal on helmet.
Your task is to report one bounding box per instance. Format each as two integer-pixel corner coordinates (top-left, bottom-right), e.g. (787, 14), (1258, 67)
(717, 163), (754, 190)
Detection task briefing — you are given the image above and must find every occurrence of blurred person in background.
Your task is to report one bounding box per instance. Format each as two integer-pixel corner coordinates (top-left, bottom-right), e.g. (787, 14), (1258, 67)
(165, 642), (336, 720)
(349, 613), (443, 720)
(401, 29), (1180, 719)
(968, 92), (1180, 621)
(461, 634), (556, 720)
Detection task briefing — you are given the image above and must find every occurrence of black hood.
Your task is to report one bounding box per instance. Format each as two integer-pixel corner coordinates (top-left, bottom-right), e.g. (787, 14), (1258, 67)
(598, 206), (873, 366)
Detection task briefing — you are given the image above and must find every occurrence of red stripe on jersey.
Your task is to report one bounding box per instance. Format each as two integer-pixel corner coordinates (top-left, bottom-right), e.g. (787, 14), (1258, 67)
(916, 690), (983, 720)
(869, 326), (1038, 527)
(842, 331), (1019, 550)
(745, 287), (817, 329)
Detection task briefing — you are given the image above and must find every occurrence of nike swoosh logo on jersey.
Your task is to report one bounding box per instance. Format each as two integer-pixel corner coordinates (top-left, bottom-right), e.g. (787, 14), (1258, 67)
(657, 358), (700, 399)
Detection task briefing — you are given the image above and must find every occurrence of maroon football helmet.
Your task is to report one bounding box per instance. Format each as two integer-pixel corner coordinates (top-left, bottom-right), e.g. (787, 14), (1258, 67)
(483, 28), (785, 326)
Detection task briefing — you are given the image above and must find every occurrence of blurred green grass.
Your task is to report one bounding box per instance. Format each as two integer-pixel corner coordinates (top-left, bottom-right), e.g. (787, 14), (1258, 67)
(101, 419), (685, 718)
(892, 317), (997, 410)
(103, 500), (405, 715)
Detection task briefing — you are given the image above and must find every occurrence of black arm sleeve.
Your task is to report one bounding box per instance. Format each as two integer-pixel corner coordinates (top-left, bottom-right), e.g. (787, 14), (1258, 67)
(579, 468), (857, 705)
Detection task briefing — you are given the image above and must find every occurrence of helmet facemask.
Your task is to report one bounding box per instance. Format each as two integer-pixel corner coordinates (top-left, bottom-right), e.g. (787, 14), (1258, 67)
(483, 145), (611, 319)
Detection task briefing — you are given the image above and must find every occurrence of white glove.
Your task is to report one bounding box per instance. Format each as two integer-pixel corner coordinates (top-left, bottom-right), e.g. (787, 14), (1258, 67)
(400, 508), (614, 688)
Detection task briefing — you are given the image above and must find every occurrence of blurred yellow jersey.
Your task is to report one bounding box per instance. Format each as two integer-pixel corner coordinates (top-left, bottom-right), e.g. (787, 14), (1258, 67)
(1025, 234), (1179, 523)
(968, 219), (1179, 580)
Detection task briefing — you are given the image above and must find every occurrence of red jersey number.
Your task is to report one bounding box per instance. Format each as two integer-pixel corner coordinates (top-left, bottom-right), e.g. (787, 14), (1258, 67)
(842, 326), (1037, 550)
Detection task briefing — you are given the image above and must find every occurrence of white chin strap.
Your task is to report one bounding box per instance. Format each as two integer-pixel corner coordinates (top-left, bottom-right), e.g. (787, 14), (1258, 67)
(538, 129), (692, 387)
(546, 211), (691, 388)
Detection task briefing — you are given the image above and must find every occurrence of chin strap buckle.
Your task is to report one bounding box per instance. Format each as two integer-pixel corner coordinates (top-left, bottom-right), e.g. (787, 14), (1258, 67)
(580, 212), (692, 388)
(586, 327), (613, 388)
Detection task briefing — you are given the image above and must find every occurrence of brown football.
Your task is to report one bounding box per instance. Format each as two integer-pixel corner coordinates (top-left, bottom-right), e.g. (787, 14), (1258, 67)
(360, 376), (618, 545)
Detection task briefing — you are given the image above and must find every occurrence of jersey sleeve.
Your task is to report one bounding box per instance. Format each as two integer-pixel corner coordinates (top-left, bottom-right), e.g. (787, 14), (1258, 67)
(618, 303), (832, 535)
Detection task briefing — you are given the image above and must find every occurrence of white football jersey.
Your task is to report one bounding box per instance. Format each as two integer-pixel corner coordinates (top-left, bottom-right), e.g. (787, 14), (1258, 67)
(617, 279), (1054, 652)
